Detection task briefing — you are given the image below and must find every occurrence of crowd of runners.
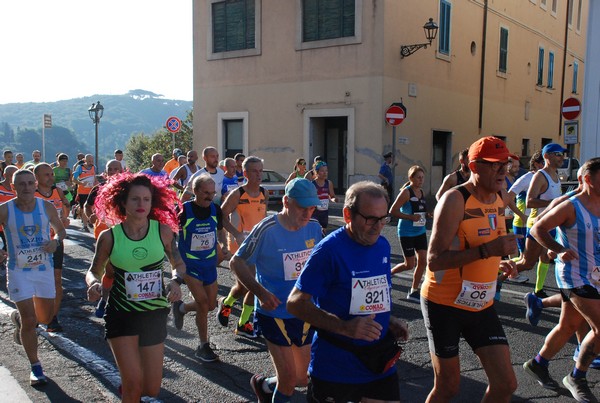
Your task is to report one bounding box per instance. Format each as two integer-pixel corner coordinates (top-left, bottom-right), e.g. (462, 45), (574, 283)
(0, 139), (599, 403)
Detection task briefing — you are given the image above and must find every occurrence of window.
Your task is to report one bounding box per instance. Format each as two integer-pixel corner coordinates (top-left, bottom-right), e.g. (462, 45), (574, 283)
(577, 0), (582, 31)
(541, 0), (547, 6)
(551, 0), (557, 13)
(522, 139), (530, 157)
(568, 0), (574, 26)
(438, 0), (451, 55)
(224, 120), (244, 158)
(499, 27), (508, 73)
(537, 47), (544, 86)
(302, 0), (355, 42)
(212, 0), (256, 53)
(572, 60), (579, 93)
(547, 51), (554, 88)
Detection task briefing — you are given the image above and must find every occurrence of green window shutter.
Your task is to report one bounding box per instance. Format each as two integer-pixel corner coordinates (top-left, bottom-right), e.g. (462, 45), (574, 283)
(499, 28), (508, 73)
(212, 0), (255, 53)
(302, 0), (355, 42)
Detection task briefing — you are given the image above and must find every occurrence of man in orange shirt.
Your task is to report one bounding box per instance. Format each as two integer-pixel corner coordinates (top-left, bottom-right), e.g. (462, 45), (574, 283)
(73, 154), (97, 232)
(422, 136), (521, 402)
(164, 148), (183, 176)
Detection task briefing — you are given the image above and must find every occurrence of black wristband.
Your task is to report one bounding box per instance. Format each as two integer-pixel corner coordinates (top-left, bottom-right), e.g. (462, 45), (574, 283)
(172, 276), (184, 286)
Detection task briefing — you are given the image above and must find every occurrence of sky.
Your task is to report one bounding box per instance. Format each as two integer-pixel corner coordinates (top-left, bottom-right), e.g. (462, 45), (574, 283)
(0, 1), (193, 105)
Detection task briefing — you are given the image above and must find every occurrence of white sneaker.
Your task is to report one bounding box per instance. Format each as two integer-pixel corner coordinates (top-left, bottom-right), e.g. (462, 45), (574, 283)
(507, 273), (529, 283)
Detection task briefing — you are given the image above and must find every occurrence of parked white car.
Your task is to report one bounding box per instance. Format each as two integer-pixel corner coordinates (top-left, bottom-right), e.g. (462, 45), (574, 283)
(261, 169), (286, 204)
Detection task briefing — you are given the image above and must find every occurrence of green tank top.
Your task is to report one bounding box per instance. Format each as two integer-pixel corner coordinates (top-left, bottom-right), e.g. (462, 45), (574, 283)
(108, 219), (169, 312)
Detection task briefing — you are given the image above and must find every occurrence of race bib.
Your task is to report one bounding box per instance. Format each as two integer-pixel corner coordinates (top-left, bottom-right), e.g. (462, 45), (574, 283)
(282, 248), (312, 281)
(414, 212), (426, 227)
(454, 280), (496, 310)
(125, 269), (163, 301)
(81, 176), (95, 188)
(16, 245), (50, 269)
(56, 181), (68, 191)
(349, 275), (391, 315)
(191, 232), (215, 251)
(317, 199), (329, 211)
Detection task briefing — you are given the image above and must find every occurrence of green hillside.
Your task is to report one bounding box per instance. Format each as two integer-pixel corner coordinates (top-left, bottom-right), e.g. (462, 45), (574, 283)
(0, 89), (192, 166)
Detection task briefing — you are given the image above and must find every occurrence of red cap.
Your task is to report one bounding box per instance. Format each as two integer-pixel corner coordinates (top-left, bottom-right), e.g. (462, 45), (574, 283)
(468, 137), (519, 162)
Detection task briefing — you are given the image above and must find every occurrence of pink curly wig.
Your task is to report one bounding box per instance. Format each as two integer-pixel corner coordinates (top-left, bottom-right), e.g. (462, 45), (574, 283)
(94, 172), (180, 233)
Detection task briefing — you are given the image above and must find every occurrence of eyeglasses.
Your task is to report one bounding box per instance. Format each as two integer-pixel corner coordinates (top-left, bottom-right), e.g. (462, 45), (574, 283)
(299, 161), (306, 165)
(475, 160), (509, 172)
(549, 152), (565, 157)
(356, 211), (391, 226)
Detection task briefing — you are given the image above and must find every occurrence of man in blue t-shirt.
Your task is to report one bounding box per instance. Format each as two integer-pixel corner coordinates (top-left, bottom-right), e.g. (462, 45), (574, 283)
(378, 152), (395, 203)
(230, 178), (322, 403)
(288, 181), (409, 403)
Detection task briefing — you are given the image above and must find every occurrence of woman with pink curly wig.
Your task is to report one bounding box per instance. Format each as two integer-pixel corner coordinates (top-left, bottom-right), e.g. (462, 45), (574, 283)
(84, 172), (186, 402)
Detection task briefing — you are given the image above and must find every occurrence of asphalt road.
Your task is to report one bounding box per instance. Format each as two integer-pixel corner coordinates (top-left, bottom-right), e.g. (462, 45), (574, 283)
(0, 212), (595, 402)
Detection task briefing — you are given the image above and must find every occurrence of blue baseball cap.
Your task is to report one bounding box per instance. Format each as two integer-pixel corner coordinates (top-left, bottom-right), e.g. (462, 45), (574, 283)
(285, 178), (320, 208)
(541, 143), (567, 156)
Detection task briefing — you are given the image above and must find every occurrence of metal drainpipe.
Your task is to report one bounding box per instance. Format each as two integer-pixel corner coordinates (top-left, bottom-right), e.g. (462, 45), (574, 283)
(478, 0), (489, 131)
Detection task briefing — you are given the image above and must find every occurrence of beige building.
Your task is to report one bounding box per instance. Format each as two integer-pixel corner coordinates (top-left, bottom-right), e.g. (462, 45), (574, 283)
(193, 0), (588, 197)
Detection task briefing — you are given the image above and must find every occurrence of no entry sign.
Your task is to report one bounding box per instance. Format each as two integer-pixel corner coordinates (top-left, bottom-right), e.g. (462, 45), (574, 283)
(562, 98), (581, 120)
(385, 104), (406, 126)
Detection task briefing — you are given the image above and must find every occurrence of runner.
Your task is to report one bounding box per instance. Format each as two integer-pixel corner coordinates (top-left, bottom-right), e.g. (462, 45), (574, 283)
(435, 148), (470, 201)
(73, 154), (97, 232)
(171, 174), (228, 362)
(285, 158), (307, 185)
(523, 157), (600, 402)
(34, 163), (71, 332)
(389, 165), (429, 302)
(515, 143), (566, 297)
(311, 161), (336, 234)
(421, 137), (520, 401)
(171, 150), (201, 192)
(230, 178), (322, 402)
(52, 153), (74, 205)
(85, 172), (185, 402)
(85, 159), (124, 239)
(218, 156), (268, 338)
(288, 181), (408, 403)
(183, 147), (225, 204)
(0, 169), (66, 386)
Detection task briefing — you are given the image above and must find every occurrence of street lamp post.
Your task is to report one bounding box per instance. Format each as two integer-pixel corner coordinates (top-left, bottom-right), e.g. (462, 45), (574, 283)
(88, 101), (104, 168)
(400, 18), (439, 58)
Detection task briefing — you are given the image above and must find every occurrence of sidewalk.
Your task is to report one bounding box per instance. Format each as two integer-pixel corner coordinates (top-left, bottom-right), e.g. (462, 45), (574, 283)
(0, 365), (32, 402)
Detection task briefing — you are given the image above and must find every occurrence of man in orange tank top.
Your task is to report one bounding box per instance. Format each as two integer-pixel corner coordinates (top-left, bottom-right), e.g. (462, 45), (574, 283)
(422, 137), (522, 402)
(34, 163), (71, 332)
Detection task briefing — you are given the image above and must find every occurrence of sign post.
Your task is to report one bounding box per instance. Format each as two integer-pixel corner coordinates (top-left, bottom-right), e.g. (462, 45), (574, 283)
(42, 114), (52, 162)
(166, 116), (182, 150)
(385, 103), (407, 197)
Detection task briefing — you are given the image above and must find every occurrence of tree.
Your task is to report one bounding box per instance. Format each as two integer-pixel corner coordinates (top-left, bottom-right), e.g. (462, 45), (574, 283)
(125, 110), (193, 172)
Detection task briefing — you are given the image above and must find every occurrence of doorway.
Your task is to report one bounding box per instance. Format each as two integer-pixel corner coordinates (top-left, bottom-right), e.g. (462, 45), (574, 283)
(308, 116), (348, 193)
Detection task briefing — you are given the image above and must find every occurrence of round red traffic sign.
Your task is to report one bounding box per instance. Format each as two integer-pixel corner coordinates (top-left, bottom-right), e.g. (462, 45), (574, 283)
(562, 97), (581, 120)
(166, 116), (182, 133)
(385, 105), (405, 126)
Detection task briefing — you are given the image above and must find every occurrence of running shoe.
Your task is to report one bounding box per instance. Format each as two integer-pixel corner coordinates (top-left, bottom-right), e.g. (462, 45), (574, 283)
(406, 291), (420, 303)
(195, 343), (219, 362)
(30, 364), (48, 386)
(507, 273), (529, 283)
(236, 321), (257, 339)
(45, 316), (63, 332)
(524, 292), (543, 326)
(10, 310), (21, 345)
(250, 374), (273, 403)
(216, 297), (231, 327)
(172, 300), (185, 330)
(535, 289), (549, 298)
(572, 346), (600, 369)
(563, 374), (598, 402)
(95, 299), (107, 318)
(140, 397), (164, 402)
(523, 359), (559, 390)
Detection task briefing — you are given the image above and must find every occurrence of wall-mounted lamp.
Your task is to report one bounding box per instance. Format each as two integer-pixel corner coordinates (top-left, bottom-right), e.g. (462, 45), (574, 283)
(400, 18), (439, 58)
